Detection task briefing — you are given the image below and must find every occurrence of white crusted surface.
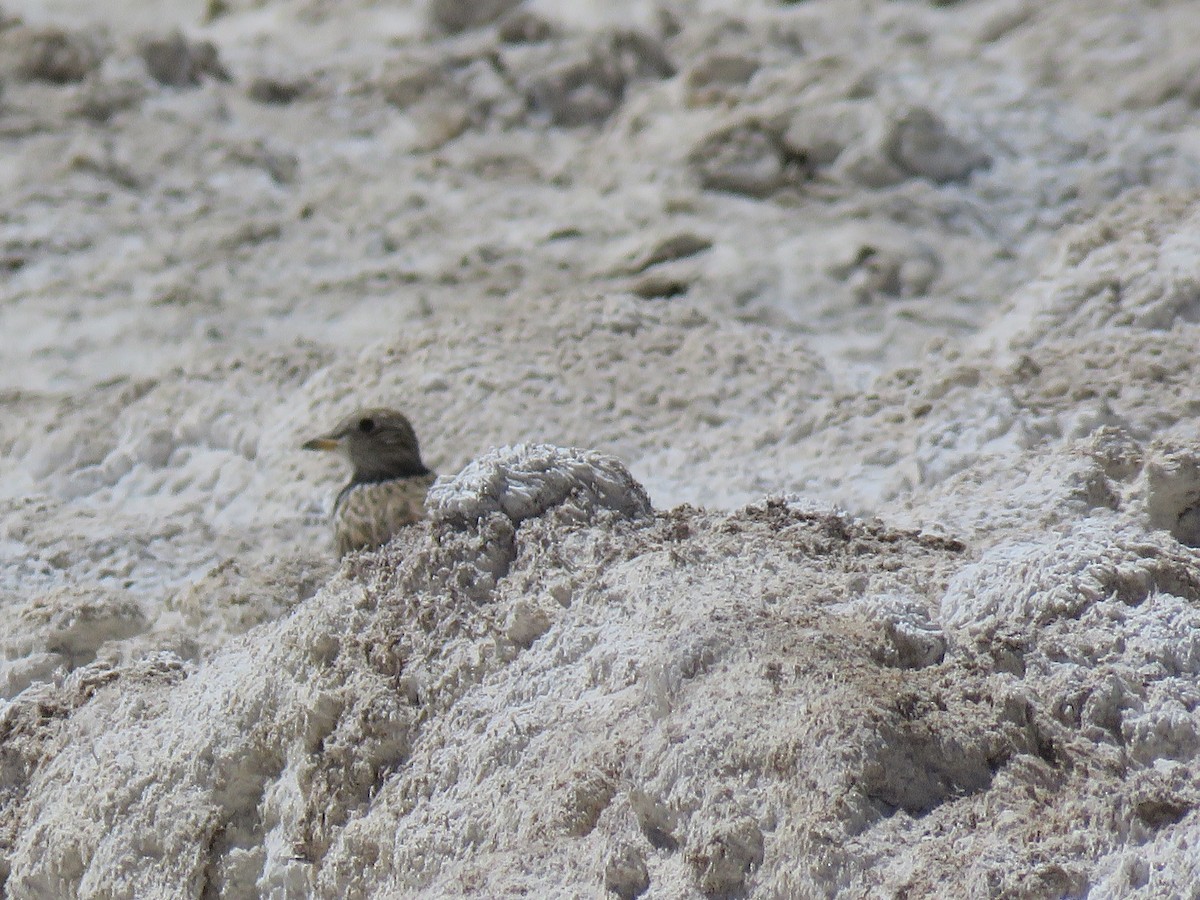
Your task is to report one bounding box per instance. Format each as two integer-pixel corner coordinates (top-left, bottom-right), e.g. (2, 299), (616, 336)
(427, 443), (652, 526)
(3, 0), (1200, 897)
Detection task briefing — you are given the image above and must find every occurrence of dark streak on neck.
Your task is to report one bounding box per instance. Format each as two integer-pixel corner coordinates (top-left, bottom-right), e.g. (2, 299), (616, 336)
(350, 462), (431, 485)
(335, 464), (431, 511)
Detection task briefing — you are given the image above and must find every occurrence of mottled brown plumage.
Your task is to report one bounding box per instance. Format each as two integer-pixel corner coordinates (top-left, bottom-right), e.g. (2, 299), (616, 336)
(302, 407), (436, 556)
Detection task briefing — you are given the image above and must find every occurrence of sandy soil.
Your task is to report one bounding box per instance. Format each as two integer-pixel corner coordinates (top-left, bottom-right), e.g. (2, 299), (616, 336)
(3, 0), (1200, 896)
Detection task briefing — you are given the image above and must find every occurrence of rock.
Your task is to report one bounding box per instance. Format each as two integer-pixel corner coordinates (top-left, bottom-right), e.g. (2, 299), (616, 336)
(1140, 442), (1200, 547)
(688, 815), (765, 897)
(630, 232), (713, 273)
(604, 841), (650, 899)
(630, 269), (694, 299)
(247, 74), (310, 104)
(684, 51), (760, 104)
(522, 50), (624, 125)
(496, 9), (559, 44)
(821, 230), (942, 302)
(780, 102), (867, 167)
(16, 26), (102, 84)
(512, 29), (673, 126)
(689, 120), (808, 197)
(427, 0), (522, 34)
(140, 30), (229, 87)
(882, 106), (990, 184)
(378, 56), (444, 109)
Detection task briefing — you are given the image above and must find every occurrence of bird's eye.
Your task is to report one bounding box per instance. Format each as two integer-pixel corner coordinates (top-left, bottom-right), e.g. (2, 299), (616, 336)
(358, 418), (375, 433)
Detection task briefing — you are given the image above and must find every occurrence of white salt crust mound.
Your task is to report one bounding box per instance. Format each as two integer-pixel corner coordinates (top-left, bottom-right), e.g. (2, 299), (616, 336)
(3, 0), (1200, 897)
(428, 443), (654, 527)
(5, 445), (1200, 898)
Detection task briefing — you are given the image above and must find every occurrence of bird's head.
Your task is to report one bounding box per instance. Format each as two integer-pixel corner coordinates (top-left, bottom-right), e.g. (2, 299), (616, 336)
(303, 407), (429, 482)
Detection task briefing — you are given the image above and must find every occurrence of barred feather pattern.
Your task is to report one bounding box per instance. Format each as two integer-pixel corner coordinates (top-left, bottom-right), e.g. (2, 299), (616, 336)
(332, 473), (437, 557)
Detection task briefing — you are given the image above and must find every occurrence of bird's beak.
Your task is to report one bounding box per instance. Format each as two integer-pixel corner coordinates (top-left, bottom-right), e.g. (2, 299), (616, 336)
(302, 436), (342, 452)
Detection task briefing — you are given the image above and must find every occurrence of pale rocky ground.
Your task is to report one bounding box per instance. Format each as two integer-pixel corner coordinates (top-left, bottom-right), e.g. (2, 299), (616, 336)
(2, 0), (1200, 897)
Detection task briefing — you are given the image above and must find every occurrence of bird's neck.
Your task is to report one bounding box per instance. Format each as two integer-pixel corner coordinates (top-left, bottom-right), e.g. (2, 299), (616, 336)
(350, 461), (431, 484)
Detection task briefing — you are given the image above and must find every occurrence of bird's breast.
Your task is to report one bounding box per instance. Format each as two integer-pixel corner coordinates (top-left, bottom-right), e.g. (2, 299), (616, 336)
(332, 474), (436, 556)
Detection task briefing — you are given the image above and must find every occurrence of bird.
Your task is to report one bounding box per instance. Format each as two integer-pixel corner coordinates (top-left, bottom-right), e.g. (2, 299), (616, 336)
(302, 407), (437, 557)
